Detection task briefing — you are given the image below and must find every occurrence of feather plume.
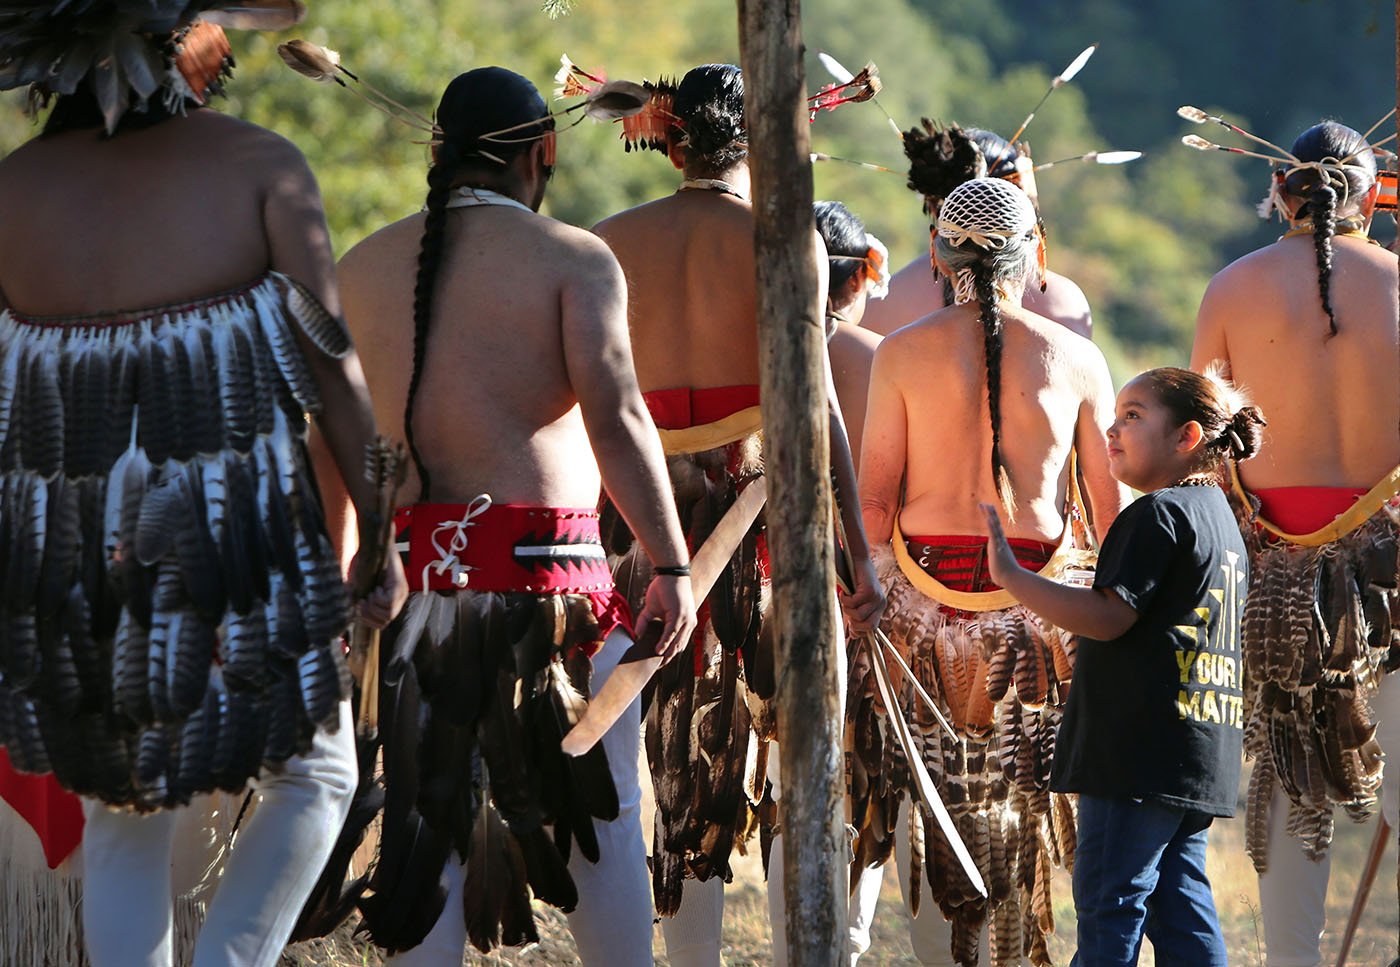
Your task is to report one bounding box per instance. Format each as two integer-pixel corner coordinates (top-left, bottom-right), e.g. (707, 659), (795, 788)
(198, 1), (306, 31)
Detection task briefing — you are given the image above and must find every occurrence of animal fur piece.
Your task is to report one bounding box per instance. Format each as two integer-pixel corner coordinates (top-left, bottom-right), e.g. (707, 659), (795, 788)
(1235, 492), (1397, 872)
(604, 433), (769, 917)
(902, 121), (986, 206)
(851, 546), (1071, 966)
(0, 273), (349, 812)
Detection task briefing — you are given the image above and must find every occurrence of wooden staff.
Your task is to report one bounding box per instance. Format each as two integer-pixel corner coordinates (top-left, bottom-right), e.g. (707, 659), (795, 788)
(738, 2), (847, 962)
(1337, 816), (1390, 966)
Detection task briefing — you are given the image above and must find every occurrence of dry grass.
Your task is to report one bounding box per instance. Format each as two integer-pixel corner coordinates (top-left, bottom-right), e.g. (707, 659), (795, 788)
(282, 761), (1400, 966)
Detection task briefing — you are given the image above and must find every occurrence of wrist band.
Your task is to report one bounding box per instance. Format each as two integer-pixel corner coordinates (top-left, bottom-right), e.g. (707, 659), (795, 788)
(653, 564), (691, 577)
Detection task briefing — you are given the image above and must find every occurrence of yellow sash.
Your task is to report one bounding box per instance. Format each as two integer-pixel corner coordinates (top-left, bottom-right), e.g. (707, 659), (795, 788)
(892, 454), (1097, 613)
(656, 405), (764, 455)
(1229, 460), (1400, 547)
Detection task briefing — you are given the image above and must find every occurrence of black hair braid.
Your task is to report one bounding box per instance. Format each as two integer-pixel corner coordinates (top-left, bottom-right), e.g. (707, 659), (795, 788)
(1308, 181), (1340, 337)
(405, 153), (457, 500)
(971, 263), (1013, 511)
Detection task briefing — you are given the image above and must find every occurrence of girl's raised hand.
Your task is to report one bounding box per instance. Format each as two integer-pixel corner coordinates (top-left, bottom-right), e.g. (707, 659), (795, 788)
(980, 502), (1023, 589)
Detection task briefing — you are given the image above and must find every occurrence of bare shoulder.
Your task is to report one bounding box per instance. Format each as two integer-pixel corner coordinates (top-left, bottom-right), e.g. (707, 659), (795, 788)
(1035, 271), (1093, 337)
(592, 195), (674, 238)
(337, 215), (421, 300)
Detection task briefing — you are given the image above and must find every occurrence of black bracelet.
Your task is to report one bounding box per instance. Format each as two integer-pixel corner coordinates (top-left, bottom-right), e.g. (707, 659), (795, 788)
(653, 564), (691, 577)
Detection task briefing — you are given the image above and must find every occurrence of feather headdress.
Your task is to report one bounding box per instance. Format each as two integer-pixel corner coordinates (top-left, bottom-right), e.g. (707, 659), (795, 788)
(1176, 104), (1396, 220)
(0, 0), (306, 133)
(279, 44), (652, 151)
(589, 56), (885, 156)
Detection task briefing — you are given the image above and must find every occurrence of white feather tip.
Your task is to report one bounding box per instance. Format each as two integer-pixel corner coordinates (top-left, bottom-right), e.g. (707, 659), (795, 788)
(1181, 134), (1212, 151)
(1056, 43), (1098, 84)
(1177, 105), (1209, 124)
(817, 51), (856, 84)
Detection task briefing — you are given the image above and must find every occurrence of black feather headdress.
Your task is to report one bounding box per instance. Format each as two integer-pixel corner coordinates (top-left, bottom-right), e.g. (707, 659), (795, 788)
(903, 121), (986, 212)
(0, 0), (305, 133)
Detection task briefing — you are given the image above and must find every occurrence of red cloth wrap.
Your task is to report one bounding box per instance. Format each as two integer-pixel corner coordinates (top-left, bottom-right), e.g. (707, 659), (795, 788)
(642, 384), (760, 429)
(903, 534), (1057, 594)
(1252, 486), (1372, 535)
(0, 749), (83, 868)
(394, 503), (633, 647)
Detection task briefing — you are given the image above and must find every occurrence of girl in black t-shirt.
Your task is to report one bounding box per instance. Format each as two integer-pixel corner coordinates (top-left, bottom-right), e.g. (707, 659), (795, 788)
(981, 366), (1264, 966)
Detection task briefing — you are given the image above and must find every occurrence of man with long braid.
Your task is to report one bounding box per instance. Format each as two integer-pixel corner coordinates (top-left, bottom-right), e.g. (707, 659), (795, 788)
(856, 177), (1124, 966)
(1191, 119), (1400, 967)
(330, 67), (695, 963)
(862, 126), (1093, 340)
(593, 62), (885, 967)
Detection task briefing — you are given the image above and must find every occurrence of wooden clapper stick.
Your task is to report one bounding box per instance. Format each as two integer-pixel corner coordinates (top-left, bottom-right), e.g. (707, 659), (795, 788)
(833, 517), (987, 899)
(562, 477), (769, 757)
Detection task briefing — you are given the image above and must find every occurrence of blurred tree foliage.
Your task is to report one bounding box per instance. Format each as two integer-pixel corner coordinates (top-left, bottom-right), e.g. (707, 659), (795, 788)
(0, 0), (1392, 381)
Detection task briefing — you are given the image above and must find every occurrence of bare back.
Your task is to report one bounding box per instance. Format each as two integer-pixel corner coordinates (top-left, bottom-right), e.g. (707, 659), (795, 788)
(339, 207), (624, 507)
(861, 302), (1123, 545)
(829, 321), (881, 463)
(0, 111), (325, 313)
(594, 191), (759, 390)
(861, 254), (1093, 340)
(1192, 234), (1400, 490)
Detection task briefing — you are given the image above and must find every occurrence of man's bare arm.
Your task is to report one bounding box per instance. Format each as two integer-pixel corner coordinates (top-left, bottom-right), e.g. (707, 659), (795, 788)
(562, 235), (696, 657)
(263, 140), (404, 625)
(1076, 348), (1129, 544)
(857, 344), (908, 545)
(1190, 274), (1232, 376)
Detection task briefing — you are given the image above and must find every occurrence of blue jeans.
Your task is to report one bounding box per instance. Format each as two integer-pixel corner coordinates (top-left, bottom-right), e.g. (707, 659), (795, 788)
(1071, 794), (1227, 967)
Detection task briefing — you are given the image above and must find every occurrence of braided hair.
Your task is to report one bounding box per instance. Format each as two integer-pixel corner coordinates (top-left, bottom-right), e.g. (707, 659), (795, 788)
(1283, 121), (1376, 338)
(671, 64), (746, 173)
(407, 67), (550, 498)
(933, 178), (1040, 514)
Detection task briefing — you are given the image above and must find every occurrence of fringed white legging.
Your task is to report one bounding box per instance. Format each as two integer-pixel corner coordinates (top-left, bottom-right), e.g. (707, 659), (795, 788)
(81, 701), (358, 967)
(388, 626), (655, 967)
(1257, 670), (1400, 967)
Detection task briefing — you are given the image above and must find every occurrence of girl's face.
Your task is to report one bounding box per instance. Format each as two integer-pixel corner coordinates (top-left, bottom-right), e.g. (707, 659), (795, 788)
(1106, 376), (1201, 491)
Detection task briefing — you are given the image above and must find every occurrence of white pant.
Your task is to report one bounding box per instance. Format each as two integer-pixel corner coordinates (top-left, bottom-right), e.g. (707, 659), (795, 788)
(388, 626), (654, 966)
(82, 700), (358, 967)
(1257, 670), (1400, 967)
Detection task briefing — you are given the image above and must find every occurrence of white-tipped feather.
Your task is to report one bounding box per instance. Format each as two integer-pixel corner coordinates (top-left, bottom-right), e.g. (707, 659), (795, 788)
(1054, 43), (1098, 86)
(1093, 150), (1142, 164)
(1182, 134), (1213, 151)
(817, 50), (856, 84)
(1177, 105), (1209, 124)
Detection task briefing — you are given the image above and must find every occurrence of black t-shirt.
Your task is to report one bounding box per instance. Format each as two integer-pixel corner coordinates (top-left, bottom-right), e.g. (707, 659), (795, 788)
(1050, 485), (1248, 816)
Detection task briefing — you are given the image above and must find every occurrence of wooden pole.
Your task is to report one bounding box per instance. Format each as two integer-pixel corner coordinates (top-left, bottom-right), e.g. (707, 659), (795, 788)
(737, 2), (846, 964)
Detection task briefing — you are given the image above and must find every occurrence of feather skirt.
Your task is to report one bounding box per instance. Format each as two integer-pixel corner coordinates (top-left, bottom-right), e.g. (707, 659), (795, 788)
(603, 433), (771, 917)
(847, 546), (1075, 967)
(0, 272), (353, 811)
(1237, 503), (1398, 872)
(353, 588), (619, 954)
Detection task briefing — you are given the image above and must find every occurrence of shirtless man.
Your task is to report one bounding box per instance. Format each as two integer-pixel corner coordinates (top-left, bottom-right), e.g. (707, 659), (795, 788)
(593, 63), (884, 967)
(861, 126), (1093, 340)
(0, 8), (405, 965)
(857, 177), (1125, 966)
(331, 67), (694, 965)
(1190, 119), (1400, 967)
(815, 200), (887, 464)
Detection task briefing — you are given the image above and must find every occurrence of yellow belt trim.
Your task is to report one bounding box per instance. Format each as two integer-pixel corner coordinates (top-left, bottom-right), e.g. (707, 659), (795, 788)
(1229, 460), (1400, 547)
(656, 406), (764, 455)
(891, 451), (1096, 612)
